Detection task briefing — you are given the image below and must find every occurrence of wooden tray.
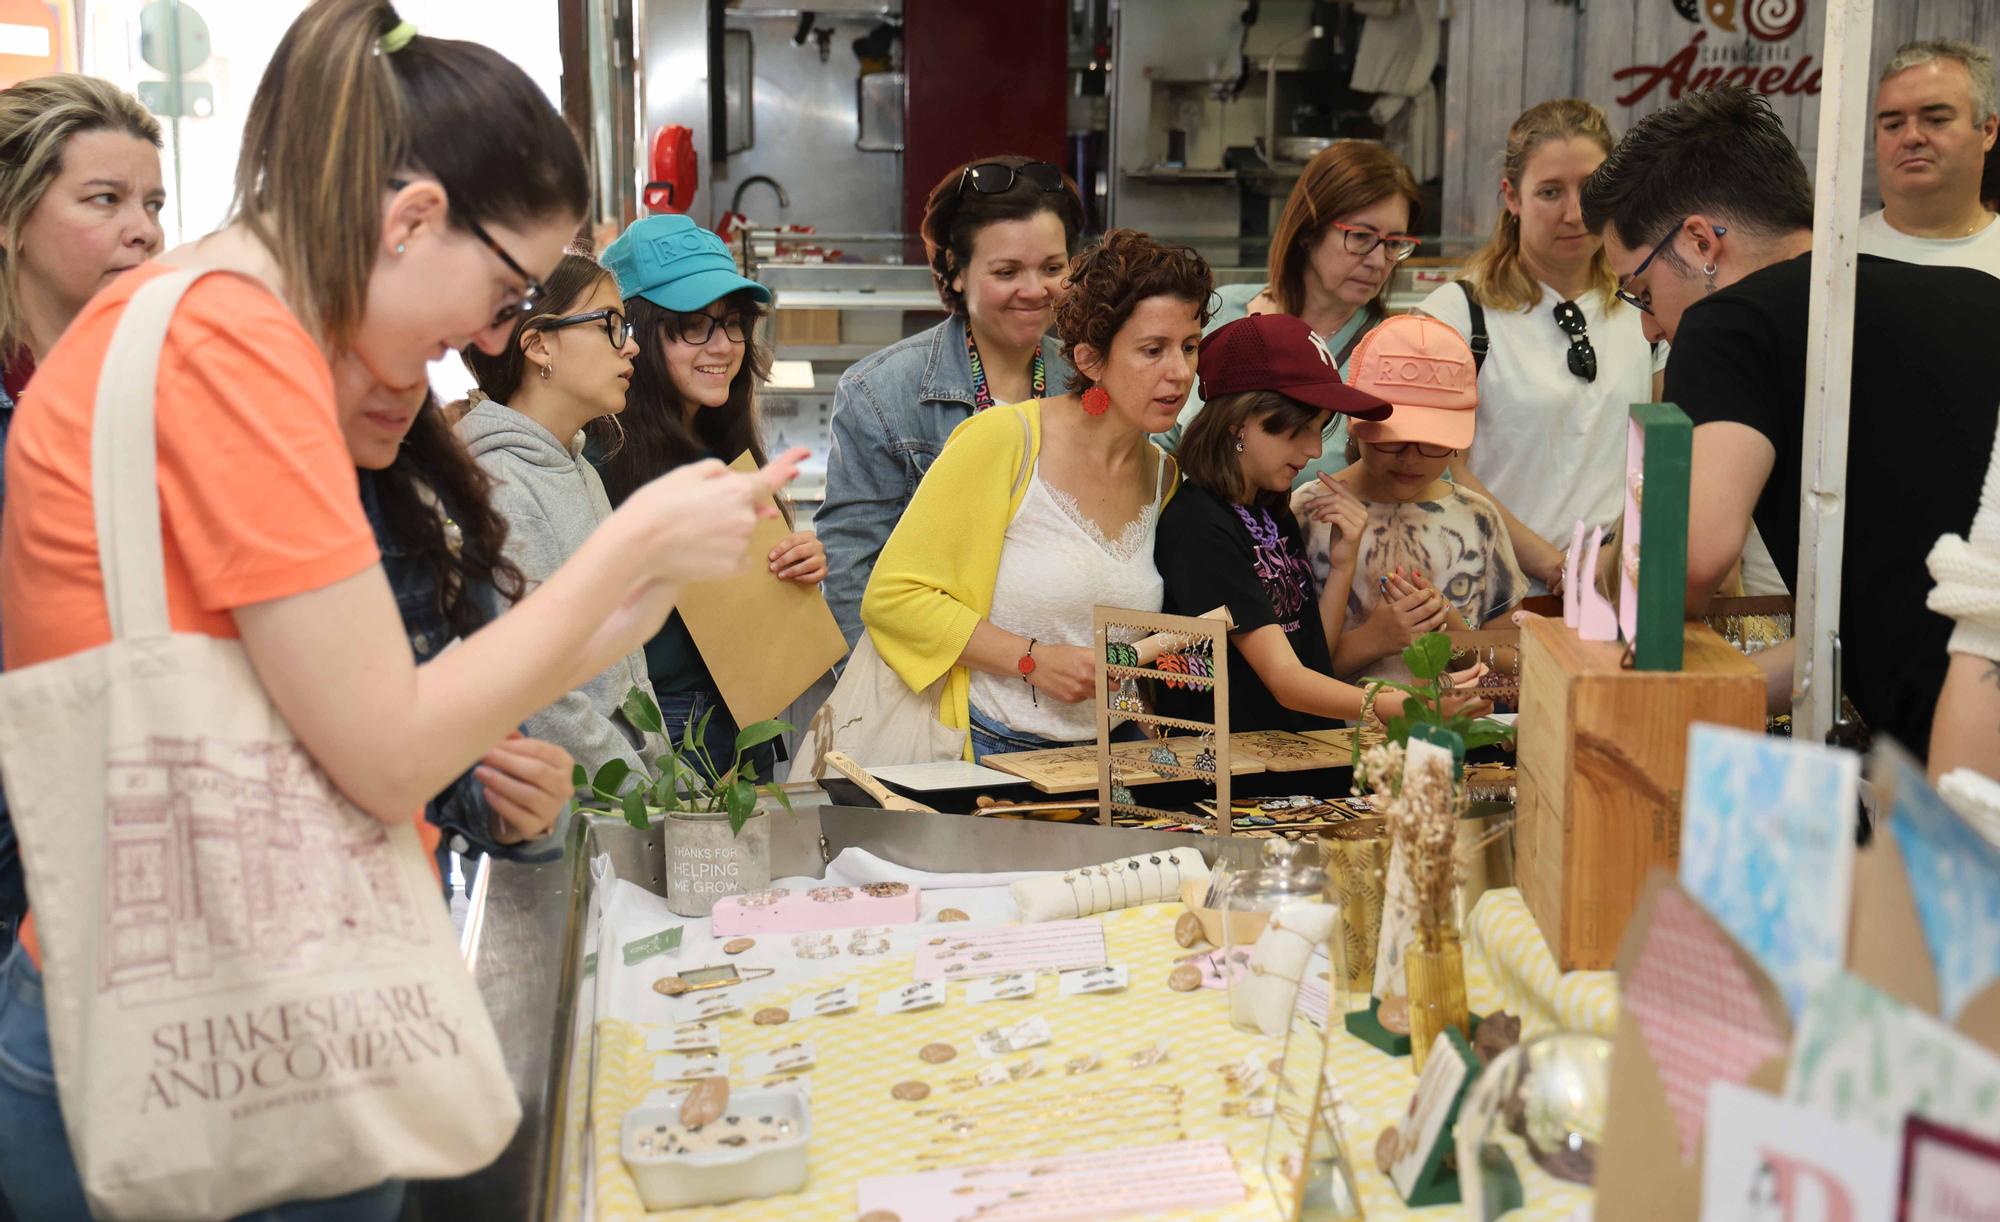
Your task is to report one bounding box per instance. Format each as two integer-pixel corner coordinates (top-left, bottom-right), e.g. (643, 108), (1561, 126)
(984, 737), (1266, 794)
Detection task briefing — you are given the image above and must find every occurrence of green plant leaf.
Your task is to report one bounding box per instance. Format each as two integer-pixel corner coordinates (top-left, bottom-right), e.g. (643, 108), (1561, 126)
(623, 685), (666, 736)
(733, 719), (793, 754)
(620, 789), (649, 830)
(1403, 632), (1452, 682)
(724, 779), (757, 836)
(592, 758), (632, 798)
(572, 763), (588, 790)
(763, 784), (795, 817)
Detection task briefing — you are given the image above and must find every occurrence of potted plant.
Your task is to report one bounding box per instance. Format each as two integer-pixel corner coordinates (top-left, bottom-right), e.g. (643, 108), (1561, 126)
(1351, 632), (1515, 780)
(574, 685), (795, 916)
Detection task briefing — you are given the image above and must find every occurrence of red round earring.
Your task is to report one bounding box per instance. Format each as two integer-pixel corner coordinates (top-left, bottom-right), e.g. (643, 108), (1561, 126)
(1081, 386), (1111, 416)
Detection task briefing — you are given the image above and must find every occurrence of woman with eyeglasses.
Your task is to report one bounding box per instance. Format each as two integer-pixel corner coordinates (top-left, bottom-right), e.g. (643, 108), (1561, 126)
(594, 214), (824, 779)
(460, 250), (671, 784)
(818, 154), (1085, 646)
(1162, 141), (1421, 490)
(1411, 99), (1666, 596)
(1295, 316), (1527, 689)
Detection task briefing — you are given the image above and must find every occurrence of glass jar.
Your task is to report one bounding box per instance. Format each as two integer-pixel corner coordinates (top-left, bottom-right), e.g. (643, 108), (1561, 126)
(1221, 840), (1335, 1034)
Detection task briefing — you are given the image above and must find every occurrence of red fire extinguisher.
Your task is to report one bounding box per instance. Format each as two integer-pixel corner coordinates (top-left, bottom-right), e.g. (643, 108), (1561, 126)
(644, 125), (698, 214)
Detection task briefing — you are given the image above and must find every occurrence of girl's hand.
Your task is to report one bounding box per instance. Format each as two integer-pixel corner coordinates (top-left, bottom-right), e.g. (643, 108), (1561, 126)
(620, 448), (808, 586)
(1382, 569), (1450, 642)
(769, 530), (827, 585)
(476, 732), (574, 844)
(1304, 475), (1370, 575)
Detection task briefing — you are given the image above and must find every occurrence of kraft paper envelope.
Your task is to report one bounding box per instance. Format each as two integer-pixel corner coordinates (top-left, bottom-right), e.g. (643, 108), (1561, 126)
(1596, 872), (1792, 1222)
(675, 453), (848, 731)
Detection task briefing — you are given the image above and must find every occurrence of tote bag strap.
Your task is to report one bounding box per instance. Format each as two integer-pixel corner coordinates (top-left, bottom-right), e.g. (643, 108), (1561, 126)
(89, 267), (220, 641)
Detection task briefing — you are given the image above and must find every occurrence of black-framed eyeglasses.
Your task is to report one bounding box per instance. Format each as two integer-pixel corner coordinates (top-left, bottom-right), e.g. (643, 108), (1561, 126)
(1614, 217), (1685, 314)
(1326, 220), (1420, 262)
(1367, 440), (1455, 458)
(673, 312), (749, 346)
(386, 176), (544, 327)
(527, 308), (630, 349)
(1553, 299), (1597, 383)
(958, 160), (1067, 197)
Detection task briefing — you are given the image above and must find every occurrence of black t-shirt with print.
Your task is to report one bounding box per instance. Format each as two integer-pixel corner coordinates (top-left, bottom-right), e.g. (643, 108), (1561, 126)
(1155, 481), (1338, 734)
(1663, 252), (2000, 757)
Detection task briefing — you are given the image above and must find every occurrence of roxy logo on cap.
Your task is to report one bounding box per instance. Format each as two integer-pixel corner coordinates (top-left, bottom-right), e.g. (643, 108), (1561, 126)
(1367, 352), (1468, 391)
(646, 229), (726, 265)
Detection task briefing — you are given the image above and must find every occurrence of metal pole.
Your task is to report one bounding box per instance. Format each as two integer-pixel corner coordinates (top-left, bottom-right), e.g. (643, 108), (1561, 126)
(1792, 0), (1873, 741)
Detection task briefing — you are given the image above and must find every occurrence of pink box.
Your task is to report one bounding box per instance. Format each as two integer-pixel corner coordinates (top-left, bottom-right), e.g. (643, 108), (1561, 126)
(709, 883), (923, 935)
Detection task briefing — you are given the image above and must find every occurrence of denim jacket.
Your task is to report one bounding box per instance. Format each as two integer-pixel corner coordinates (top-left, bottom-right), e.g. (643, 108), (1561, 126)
(817, 314), (1073, 645)
(359, 471), (563, 865)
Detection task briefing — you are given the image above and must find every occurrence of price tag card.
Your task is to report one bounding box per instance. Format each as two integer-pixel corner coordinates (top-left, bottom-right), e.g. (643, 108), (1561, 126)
(622, 926), (684, 966)
(652, 1053), (730, 1082)
(966, 972), (1037, 1003)
(644, 1022), (720, 1054)
(743, 1042), (817, 1078)
(683, 991), (743, 1022)
(976, 1016), (1053, 1058)
(1059, 965), (1129, 996)
(876, 981), (946, 1016)
(806, 983), (861, 1016)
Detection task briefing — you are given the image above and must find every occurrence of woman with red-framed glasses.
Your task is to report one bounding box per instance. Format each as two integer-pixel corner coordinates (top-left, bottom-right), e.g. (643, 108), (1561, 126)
(1162, 141), (1422, 490)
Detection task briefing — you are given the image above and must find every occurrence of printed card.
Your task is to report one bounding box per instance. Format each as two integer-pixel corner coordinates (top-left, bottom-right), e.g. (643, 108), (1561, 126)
(975, 1016), (1053, 1057)
(1883, 752), (2000, 1021)
(1679, 724), (1859, 1017)
(643, 1022), (719, 1054)
(805, 983), (860, 1016)
(743, 1042), (816, 1078)
(652, 1052), (730, 1082)
(914, 918), (1106, 981)
(875, 981), (946, 1016)
(1784, 972), (2000, 1144)
(966, 972), (1038, 1003)
(1700, 1081), (1896, 1222)
(1899, 1116), (2000, 1221)
(1058, 965), (1128, 996)
(621, 925), (683, 967)
(684, 991), (742, 1022)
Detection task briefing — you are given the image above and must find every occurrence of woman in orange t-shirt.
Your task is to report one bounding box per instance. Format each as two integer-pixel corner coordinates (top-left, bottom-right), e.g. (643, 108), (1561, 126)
(0, 3), (800, 1218)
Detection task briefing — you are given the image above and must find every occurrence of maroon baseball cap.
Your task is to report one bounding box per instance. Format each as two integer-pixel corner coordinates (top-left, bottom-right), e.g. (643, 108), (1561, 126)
(1196, 314), (1392, 421)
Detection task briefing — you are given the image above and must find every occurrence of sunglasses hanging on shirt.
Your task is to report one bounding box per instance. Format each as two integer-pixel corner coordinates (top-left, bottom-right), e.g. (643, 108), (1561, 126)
(1553, 299), (1597, 383)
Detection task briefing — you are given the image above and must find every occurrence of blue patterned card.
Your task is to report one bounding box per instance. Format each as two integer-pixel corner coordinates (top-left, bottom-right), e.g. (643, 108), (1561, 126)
(1680, 724), (1860, 1018)
(1886, 754), (2000, 1021)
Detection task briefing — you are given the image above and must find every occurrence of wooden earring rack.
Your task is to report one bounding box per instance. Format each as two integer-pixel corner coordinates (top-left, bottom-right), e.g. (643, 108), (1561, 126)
(1093, 606), (1235, 831)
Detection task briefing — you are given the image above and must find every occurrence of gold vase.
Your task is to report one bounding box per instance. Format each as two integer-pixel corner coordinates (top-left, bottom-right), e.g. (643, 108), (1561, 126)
(1405, 932), (1469, 1075)
(1318, 818), (1387, 1003)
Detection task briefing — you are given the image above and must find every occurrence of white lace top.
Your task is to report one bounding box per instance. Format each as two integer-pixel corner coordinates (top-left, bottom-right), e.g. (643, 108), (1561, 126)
(969, 451), (1170, 743)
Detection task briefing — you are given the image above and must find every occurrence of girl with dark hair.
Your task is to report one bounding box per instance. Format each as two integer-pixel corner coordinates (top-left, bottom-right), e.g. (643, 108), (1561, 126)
(459, 250), (667, 784)
(0, 3), (795, 1215)
(818, 153), (1088, 646)
(1160, 315), (1488, 734)
(864, 229), (1205, 762)
(597, 214), (826, 776)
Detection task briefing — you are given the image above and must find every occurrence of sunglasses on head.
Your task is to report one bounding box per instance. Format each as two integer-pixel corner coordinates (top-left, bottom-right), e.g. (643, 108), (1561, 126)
(1553, 299), (1597, 383)
(958, 161), (1067, 197)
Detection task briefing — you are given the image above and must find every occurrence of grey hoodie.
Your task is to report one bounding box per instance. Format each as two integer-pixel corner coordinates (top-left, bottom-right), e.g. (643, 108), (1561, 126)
(457, 399), (667, 783)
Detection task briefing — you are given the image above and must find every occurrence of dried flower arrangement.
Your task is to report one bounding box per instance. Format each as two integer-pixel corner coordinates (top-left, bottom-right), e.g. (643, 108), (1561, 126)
(1356, 740), (1467, 956)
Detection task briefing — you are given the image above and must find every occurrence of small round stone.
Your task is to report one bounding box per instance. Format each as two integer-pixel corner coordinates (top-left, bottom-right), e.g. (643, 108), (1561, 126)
(919, 1042), (957, 1064)
(1174, 912), (1205, 948)
(1375, 1125), (1402, 1174)
(860, 1212), (902, 1222)
(1168, 964), (1203, 992)
(752, 1007), (790, 1026)
(892, 1080), (932, 1101)
(652, 977), (690, 996)
(722, 937), (755, 955)
(678, 1075), (729, 1128)
(937, 908), (970, 922)
(1268, 1056), (1285, 1076)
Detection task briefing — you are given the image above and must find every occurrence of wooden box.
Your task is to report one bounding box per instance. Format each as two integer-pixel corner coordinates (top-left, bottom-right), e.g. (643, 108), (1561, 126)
(1515, 615), (1764, 970)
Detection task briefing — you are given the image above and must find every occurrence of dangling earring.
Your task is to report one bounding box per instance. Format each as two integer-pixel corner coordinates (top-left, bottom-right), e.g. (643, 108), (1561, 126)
(1233, 434), (1245, 453)
(1081, 386), (1111, 416)
(539, 361), (553, 381)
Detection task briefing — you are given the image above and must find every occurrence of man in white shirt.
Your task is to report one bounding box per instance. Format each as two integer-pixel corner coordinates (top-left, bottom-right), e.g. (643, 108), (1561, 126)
(1860, 39), (2000, 278)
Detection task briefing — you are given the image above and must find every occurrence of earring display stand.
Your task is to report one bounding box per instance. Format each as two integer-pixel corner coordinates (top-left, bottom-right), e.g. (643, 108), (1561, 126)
(1093, 606), (1234, 831)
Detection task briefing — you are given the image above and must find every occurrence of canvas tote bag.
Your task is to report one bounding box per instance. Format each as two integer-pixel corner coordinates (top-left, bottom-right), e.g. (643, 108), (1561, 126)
(0, 269), (520, 1219)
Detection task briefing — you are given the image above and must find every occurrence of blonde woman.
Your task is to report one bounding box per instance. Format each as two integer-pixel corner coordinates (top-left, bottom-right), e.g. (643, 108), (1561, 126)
(1414, 99), (1662, 592)
(0, 75), (164, 956)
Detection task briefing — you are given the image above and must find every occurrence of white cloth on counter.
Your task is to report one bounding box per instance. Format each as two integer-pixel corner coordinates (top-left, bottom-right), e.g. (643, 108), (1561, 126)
(820, 845), (1052, 892)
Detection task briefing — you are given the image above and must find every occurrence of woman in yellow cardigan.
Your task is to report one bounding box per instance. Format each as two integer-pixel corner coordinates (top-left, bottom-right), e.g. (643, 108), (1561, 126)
(862, 231), (1215, 760)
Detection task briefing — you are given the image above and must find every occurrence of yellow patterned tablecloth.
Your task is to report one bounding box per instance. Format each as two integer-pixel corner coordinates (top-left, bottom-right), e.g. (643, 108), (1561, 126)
(1464, 888), (1620, 1040)
(579, 897), (1603, 1220)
